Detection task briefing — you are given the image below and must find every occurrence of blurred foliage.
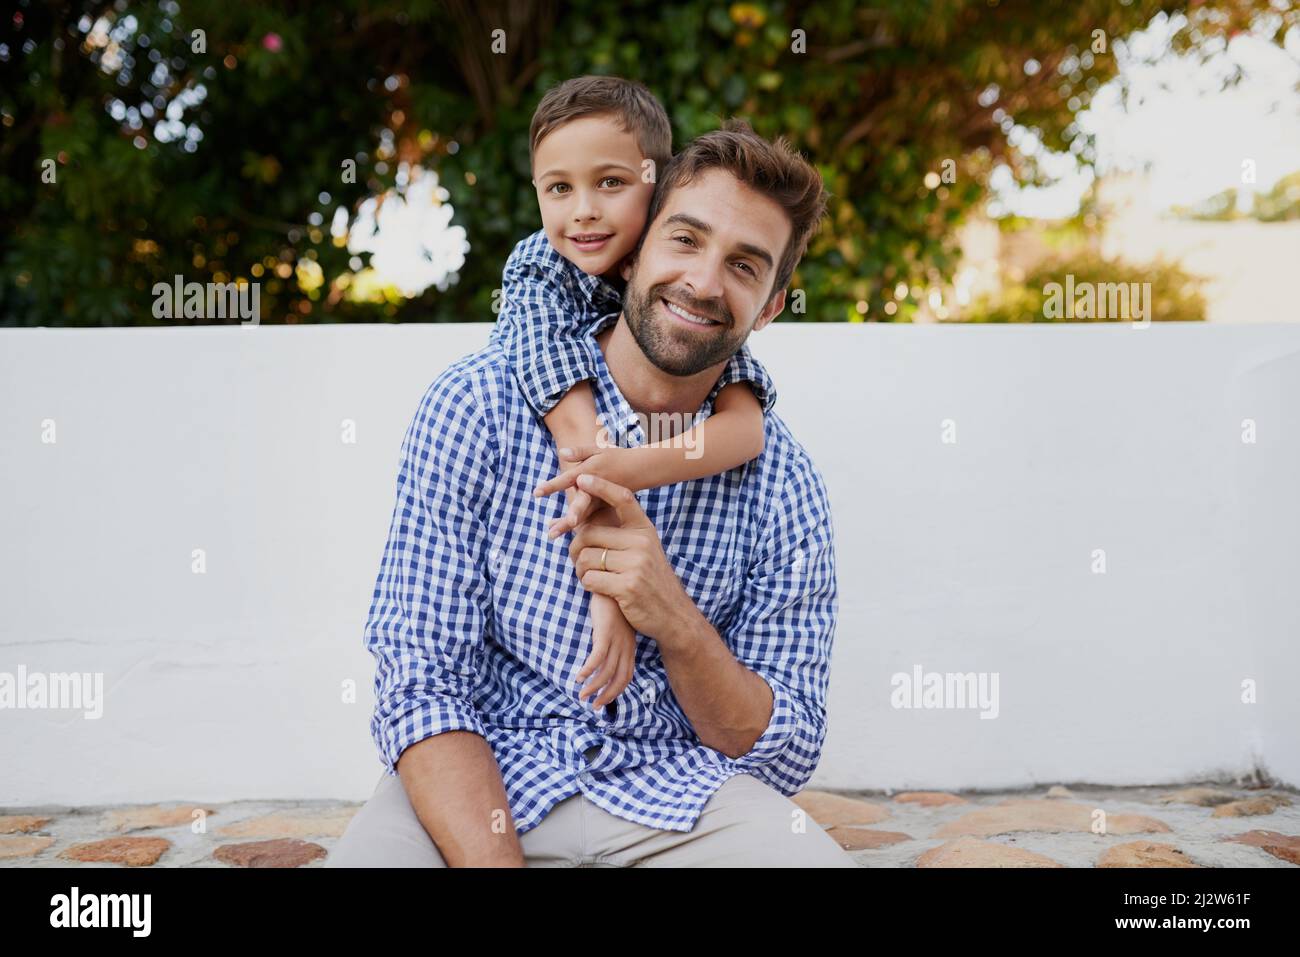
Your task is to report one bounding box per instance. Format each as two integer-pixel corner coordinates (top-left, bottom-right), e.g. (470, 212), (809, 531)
(1253, 171), (1300, 221)
(961, 250), (1207, 322)
(1170, 186), (1241, 221)
(1, 0), (1294, 325)
(1170, 169), (1300, 221)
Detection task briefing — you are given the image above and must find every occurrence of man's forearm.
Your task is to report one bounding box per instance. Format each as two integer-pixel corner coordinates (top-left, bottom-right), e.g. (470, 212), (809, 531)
(656, 608), (773, 759)
(396, 730), (525, 867)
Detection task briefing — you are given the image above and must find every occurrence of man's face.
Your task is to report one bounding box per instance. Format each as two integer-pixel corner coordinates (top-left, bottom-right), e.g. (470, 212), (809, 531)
(620, 168), (791, 377)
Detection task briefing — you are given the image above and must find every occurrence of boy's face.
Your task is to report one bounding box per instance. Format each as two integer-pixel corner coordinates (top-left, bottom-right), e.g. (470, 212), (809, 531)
(618, 167), (790, 377)
(531, 114), (656, 279)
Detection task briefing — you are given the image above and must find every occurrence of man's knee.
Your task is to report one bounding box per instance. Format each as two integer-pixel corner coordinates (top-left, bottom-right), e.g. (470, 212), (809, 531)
(702, 772), (860, 868)
(327, 772), (448, 868)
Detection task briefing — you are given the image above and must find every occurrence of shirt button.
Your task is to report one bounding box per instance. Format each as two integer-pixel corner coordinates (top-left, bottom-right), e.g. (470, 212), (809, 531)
(489, 549), (504, 570)
(639, 679), (656, 704)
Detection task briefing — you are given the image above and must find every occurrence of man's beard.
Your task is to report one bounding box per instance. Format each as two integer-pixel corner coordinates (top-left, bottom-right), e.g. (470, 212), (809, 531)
(622, 275), (751, 377)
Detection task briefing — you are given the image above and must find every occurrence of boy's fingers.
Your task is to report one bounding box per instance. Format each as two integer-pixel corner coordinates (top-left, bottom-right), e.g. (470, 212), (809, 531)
(569, 490), (592, 521)
(575, 474), (652, 529)
(579, 655), (619, 703)
(532, 465), (582, 497)
(576, 645), (606, 682)
(593, 653), (630, 708)
(546, 490), (595, 539)
(558, 444), (600, 463)
(569, 495), (597, 526)
(595, 659), (634, 709)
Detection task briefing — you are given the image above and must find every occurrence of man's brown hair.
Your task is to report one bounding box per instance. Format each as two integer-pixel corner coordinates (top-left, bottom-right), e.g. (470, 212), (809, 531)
(528, 75), (673, 176)
(641, 118), (828, 301)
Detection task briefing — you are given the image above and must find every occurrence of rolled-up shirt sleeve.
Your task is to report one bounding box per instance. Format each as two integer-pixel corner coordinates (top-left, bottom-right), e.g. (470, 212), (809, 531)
(713, 342), (778, 414)
(491, 242), (604, 418)
(365, 368), (497, 774)
(720, 454), (837, 793)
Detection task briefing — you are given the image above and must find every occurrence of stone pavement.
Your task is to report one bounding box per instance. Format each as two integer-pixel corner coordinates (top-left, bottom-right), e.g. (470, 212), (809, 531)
(2, 781), (1296, 868)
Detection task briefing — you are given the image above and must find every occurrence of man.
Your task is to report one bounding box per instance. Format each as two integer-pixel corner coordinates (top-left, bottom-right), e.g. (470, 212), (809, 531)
(329, 120), (856, 867)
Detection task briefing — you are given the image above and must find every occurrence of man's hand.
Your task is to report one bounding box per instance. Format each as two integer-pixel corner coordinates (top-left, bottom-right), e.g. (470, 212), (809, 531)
(567, 474), (704, 645)
(536, 444), (636, 540)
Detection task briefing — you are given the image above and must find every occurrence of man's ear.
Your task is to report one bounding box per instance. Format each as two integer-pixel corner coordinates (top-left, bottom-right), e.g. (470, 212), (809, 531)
(753, 288), (786, 332)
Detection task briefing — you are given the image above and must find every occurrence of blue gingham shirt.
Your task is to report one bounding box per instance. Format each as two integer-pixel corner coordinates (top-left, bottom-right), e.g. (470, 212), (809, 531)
(363, 330), (839, 834)
(489, 227), (777, 417)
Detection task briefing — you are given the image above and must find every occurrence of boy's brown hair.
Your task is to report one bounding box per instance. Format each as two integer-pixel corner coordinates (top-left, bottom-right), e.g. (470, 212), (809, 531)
(641, 118), (828, 302)
(528, 75), (673, 177)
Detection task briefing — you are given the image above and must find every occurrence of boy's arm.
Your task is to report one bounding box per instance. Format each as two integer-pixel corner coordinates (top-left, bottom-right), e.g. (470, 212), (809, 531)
(627, 380), (763, 486)
(495, 235), (606, 420)
(544, 380), (606, 455)
(633, 339), (779, 482)
(536, 382), (766, 536)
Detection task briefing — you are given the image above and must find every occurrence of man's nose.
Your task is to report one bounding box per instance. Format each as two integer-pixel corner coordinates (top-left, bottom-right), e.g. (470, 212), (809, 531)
(680, 252), (726, 304)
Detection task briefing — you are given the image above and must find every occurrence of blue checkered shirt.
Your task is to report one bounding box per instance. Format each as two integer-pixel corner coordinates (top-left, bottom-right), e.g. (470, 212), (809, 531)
(488, 228), (777, 417)
(363, 233), (836, 836)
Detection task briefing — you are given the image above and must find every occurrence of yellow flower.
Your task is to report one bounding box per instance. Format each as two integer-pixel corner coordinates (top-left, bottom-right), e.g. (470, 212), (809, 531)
(729, 4), (766, 30)
(295, 259), (324, 292)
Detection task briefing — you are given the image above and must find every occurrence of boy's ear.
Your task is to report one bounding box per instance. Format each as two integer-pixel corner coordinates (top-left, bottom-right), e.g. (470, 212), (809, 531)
(619, 254), (637, 282)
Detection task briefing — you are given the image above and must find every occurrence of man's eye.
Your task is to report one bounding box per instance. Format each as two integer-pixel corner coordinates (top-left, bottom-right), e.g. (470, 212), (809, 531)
(734, 261), (755, 275)
(672, 235), (696, 247)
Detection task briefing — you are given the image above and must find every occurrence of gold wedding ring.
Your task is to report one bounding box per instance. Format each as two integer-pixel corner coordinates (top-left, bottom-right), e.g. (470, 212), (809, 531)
(600, 547), (609, 573)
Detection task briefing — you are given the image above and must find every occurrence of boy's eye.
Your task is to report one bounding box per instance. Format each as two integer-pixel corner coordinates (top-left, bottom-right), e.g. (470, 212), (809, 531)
(547, 183), (571, 195)
(599, 176), (624, 188)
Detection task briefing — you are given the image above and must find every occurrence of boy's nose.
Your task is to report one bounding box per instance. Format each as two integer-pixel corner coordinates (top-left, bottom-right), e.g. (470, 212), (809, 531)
(573, 191), (600, 221)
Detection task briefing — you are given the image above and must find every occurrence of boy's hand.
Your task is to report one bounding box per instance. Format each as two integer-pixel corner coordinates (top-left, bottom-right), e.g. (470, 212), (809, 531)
(574, 502), (636, 708)
(576, 592), (637, 709)
(535, 445), (635, 540)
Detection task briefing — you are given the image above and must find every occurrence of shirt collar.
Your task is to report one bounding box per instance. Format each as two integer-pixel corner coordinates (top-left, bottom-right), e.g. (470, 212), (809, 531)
(585, 320), (718, 451)
(574, 268), (623, 318)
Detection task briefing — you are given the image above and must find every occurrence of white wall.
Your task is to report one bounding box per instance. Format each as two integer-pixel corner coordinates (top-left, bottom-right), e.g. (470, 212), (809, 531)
(1, 321), (1297, 805)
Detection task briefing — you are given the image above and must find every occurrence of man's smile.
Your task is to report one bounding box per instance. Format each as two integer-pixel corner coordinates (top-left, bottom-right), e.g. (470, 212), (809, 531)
(660, 296), (724, 328)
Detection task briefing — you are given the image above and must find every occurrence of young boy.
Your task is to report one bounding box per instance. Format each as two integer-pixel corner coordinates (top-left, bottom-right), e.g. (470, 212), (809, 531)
(490, 76), (778, 713)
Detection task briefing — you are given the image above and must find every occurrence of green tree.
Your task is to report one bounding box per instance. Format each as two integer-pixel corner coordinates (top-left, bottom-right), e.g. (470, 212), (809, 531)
(962, 251), (1208, 323)
(2, 0), (1293, 325)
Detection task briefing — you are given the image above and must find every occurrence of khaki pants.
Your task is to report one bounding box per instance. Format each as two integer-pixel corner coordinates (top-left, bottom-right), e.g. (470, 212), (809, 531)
(328, 748), (859, 868)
